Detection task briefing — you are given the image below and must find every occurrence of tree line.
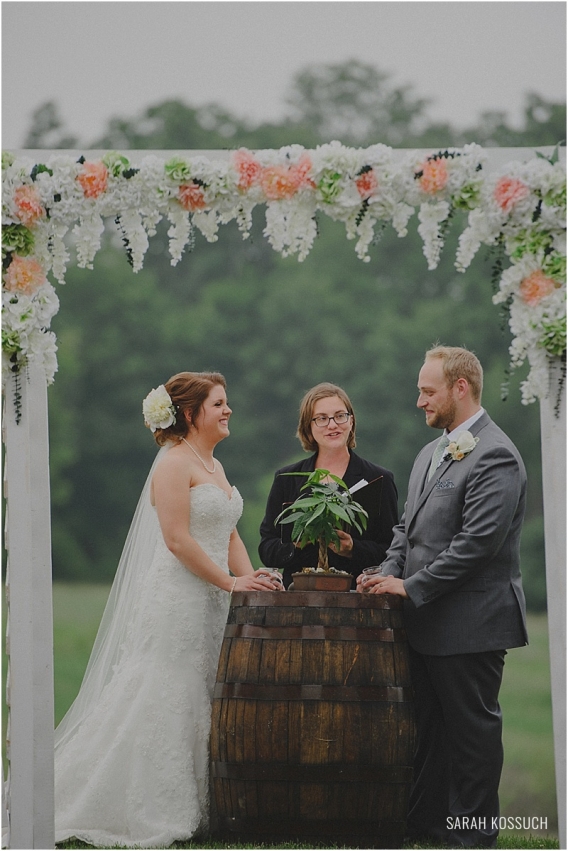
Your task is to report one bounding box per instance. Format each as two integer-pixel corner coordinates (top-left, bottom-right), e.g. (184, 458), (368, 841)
(21, 61), (565, 610)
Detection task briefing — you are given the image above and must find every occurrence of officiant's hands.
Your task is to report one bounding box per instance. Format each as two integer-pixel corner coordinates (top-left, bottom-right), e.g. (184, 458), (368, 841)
(329, 529), (353, 557)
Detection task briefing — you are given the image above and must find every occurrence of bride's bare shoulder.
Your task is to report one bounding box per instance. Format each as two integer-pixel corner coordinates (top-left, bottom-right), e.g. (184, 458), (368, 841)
(154, 443), (194, 479)
(150, 445), (194, 505)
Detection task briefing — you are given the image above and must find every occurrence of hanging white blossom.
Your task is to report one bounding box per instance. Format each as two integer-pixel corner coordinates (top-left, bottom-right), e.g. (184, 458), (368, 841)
(1, 144), (565, 401)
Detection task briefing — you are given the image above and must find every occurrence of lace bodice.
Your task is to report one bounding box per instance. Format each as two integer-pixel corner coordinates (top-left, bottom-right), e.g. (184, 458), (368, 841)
(187, 483), (243, 565)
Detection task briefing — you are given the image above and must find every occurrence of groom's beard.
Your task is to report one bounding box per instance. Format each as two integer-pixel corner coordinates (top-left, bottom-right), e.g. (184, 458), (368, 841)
(427, 395), (457, 431)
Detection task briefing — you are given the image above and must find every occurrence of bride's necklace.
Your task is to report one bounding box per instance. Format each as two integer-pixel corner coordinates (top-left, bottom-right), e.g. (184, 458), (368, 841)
(182, 438), (216, 474)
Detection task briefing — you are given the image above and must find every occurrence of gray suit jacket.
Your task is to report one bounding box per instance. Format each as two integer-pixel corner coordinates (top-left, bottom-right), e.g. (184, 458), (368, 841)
(381, 412), (528, 655)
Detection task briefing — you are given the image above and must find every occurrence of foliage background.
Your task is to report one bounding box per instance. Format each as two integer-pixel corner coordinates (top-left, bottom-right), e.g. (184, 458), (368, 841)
(22, 61), (565, 611)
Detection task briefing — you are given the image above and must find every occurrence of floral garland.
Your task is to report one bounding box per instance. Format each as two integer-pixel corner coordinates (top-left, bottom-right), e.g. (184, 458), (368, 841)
(1, 143), (565, 404)
(454, 152), (566, 404)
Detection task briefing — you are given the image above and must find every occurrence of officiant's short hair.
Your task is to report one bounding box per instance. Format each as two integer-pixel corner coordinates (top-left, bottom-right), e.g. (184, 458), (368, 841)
(426, 346), (483, 403)
(297, 383), (356, 452)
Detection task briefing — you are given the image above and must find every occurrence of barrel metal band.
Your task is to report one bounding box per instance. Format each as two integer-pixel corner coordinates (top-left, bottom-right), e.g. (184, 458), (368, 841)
(223, 624), (406, 642)
(211, 760), (413, 783)
(213, 682), (412, 702)
(230, 590), (403, 610)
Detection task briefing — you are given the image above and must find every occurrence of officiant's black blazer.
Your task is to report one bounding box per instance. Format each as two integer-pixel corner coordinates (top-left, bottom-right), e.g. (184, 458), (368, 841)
(259, 450), (398, 588)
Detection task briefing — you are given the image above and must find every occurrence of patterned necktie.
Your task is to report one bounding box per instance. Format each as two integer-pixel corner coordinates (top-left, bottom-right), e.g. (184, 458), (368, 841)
(428, 435), (450, 480)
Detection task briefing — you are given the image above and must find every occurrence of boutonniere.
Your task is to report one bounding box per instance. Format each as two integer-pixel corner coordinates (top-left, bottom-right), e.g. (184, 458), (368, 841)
(444, 431), (479, 462)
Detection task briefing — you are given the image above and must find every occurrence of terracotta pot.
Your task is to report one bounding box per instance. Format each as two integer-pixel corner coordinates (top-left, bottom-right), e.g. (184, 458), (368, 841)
(291, 571), (353, 592)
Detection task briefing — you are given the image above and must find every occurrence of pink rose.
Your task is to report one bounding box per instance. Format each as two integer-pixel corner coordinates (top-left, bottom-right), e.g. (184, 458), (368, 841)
(13, 185), (45, 226)
(3, 255), (46, 295)
(493, 177), (530, 214)
(77, 161), (108, 198)
(178, 182), (207, 211)
(418, 158), (449, 194)
(233, 149), (262, 190)
(519, 270), (557, 306)
(355, 168), (378, 200)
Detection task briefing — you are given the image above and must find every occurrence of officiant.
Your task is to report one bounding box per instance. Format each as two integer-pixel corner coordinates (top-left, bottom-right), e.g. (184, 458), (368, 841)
(259, 382), (399, 588)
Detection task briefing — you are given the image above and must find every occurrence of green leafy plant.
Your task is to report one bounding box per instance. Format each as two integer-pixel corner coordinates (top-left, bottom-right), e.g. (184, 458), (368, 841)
(275, 469), (368, 572)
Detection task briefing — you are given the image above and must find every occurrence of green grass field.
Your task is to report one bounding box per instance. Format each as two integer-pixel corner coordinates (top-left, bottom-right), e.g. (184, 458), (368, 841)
(3, 584), (559, 848)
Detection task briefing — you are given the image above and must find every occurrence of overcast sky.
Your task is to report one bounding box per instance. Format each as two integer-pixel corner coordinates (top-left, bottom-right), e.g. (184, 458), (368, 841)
(2, 1), (566, 150)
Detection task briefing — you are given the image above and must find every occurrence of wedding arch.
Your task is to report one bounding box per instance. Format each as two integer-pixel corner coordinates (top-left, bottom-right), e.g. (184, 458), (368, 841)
(2, 143), (566, 848)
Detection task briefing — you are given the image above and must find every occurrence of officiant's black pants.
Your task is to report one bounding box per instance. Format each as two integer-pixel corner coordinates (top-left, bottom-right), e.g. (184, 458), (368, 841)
(407, 647), (506, 848)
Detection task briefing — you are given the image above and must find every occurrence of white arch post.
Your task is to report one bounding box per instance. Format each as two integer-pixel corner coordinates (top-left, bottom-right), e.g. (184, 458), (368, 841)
(540, 359), (566, 849)
(3, 365), (54, 849)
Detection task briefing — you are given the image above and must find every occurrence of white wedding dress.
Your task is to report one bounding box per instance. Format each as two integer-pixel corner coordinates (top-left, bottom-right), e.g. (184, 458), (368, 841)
(55, 480), (242, 848)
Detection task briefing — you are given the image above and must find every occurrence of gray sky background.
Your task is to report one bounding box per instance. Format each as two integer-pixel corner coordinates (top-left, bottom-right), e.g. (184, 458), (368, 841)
(2, 1), (566, 150)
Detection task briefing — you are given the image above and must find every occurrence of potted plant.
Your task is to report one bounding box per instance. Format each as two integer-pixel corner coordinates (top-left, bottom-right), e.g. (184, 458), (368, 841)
(275, 468), (368, 591)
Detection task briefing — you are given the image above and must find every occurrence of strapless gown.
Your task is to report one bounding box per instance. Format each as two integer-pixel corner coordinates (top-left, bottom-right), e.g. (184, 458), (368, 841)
(55, 484), (242, 847)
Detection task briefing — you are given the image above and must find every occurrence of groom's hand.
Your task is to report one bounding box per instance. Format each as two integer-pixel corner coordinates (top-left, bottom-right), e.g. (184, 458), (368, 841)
(358, 574), (408, 598)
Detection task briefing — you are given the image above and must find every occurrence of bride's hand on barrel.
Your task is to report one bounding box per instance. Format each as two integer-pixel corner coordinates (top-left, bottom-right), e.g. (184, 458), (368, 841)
(259, 568), (285, 588)
(233, 570), (279, 592)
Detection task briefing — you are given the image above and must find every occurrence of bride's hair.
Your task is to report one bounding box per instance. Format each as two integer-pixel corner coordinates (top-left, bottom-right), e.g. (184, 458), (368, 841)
(153, 371), (226, 446)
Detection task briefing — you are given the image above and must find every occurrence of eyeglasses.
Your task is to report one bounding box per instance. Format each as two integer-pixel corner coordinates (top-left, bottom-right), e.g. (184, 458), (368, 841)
(311, 412), (352, 428)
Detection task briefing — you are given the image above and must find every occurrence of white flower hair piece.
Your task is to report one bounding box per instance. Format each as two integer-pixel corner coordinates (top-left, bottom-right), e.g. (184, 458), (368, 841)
(444, 430), (479, 462)
(142, 385), (176, 432)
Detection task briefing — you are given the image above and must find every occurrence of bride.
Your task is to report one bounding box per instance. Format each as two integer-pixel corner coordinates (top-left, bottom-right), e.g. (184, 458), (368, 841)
(55, 371), (277, 848)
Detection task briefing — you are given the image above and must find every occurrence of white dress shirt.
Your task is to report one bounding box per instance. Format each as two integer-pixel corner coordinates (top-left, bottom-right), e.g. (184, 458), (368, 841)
(445, 407), (485, 440)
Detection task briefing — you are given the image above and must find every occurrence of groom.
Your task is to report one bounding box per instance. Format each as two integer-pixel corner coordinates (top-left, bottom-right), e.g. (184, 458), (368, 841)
(358, 345), (528, 848)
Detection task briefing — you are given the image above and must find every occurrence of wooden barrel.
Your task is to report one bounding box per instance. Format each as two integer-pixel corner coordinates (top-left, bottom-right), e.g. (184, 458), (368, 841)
(210, 591), (415, 849)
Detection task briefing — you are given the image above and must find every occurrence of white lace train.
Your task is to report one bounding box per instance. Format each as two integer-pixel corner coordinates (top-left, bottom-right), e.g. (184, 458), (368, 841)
(55, 483), (241, 848)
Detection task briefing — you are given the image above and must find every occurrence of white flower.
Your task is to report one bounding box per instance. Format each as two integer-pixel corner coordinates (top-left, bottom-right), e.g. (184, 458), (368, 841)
(115, 208), (149, 272)
(192, 210), (220, 244)
(166, 202), (193, 266)
(73, 212), (105, 270)
(142, 385), (176, 432)
(2, 147), (564, 400)
(264, 198), (318, 261)
(445, 431), (479, 462)
(418, 200), (450, 270)
(32, 283), (60, 326)
(391, 202), (414, 238)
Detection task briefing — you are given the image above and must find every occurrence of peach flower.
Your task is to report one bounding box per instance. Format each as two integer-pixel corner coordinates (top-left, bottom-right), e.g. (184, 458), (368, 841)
(289, 153), (315, 190)
(260, 166), (299, 200)
(418, 158), (449, 194)
(178, 183), (207, 211)
(355, 169), (378, 200)
(77, 161), (108, 198)
(519, 270), (558, 306)
(13, 185), (45, 226)
(3, 255), (46, 296)
(493, 177), (530, 214)
(260, 155), (314, 200)
(233, 149), (263, 190)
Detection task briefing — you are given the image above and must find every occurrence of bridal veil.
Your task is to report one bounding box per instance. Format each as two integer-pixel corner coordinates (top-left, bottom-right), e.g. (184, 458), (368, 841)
(54, 446), (168, 751)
